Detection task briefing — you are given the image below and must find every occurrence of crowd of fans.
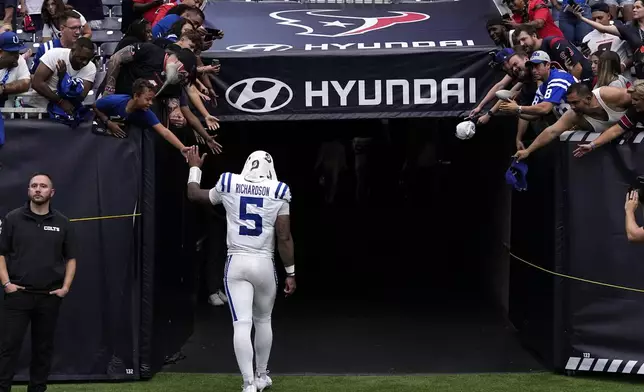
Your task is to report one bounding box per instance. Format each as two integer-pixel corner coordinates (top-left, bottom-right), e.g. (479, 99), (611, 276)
(0, 0), (223, 157)
(479, 0), (644, 161)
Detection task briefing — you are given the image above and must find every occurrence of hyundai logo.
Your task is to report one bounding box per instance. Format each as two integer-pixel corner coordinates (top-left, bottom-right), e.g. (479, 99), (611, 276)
(226, 44), (293, 52)
(225, 78), (293, 113)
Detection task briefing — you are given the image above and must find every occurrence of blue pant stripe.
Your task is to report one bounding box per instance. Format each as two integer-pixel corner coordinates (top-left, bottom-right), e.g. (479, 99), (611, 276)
(224, 255), (237, 322)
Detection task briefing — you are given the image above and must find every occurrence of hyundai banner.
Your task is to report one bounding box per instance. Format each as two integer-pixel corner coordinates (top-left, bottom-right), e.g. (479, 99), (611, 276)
(203, 1), (499, 120)
(211, 49), (497, 120)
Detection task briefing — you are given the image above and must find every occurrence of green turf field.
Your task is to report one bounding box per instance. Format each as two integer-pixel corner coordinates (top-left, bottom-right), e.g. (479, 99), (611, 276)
(9, 372), (644, 391)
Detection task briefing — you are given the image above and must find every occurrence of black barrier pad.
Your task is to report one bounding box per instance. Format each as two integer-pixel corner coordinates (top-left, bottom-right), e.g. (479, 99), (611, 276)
(0, 120), (142, 380)
(558, 131), (644, 371)
(509, 142), (559, 369)
(139, 125), (200, 377)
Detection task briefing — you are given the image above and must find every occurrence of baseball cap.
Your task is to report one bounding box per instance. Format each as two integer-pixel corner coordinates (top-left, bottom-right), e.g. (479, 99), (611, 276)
(505, 158), (528, 191)
(527, 50), (551, 65)
(172, 47), (197, 83)
(486, 16), (506, 28)
(0, 32), (26, 52)
(494, 48), (515, 64)
(455, 120), (476, 140)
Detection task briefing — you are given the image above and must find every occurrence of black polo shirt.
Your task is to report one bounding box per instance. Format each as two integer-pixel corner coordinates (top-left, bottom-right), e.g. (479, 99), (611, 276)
(0, 204), (76, 291)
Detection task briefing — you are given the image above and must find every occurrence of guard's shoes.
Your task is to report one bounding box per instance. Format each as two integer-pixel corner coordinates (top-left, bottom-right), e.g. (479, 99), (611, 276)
(255, 374), (273, 391)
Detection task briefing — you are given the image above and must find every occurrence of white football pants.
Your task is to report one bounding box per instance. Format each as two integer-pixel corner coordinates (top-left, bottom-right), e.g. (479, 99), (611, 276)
(224, 254), (277, 385)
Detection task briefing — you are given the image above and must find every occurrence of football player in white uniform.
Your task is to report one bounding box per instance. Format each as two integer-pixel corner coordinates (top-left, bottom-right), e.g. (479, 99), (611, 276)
(186, 146), (297, 392)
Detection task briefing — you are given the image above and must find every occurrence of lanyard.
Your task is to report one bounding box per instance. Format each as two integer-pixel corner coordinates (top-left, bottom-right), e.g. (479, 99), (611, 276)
(1, 68), (12, 85)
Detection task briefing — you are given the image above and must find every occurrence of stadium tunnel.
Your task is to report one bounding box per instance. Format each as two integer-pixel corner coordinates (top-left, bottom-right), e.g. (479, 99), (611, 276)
(159, 0), (547, 375)
(0, 115), (548, 381)
(1, 0), (552, 378)
(161, 116), (545, 375)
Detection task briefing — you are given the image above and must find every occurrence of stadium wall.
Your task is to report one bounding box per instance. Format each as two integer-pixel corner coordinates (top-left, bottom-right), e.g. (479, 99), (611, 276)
(0, 120), (143, 380)
(0, 120), (199, 381)
(555, 131), (644, 375)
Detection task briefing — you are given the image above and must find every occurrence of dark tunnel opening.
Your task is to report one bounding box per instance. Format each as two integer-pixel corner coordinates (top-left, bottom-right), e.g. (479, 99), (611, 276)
(161, 117), (545, 374)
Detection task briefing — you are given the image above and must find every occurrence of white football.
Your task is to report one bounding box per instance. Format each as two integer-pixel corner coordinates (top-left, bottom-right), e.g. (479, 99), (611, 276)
(455, 120), (476, 140)
(495, 89), (514, 101)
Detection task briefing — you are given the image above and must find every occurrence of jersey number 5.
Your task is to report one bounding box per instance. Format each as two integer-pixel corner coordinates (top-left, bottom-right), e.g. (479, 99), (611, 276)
(239, 196), (263, 236)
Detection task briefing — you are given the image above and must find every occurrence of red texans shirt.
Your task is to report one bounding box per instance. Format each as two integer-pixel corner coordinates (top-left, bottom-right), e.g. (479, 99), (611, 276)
(512, 0), (564, 39)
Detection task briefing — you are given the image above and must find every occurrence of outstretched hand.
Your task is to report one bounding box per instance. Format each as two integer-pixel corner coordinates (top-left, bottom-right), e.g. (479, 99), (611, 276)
(572, 143), (593, 158)
(187, 145), (207, 168)
(626, 190), (640, 213)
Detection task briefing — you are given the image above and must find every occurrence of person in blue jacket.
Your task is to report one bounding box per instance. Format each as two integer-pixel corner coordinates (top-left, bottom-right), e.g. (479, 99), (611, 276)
(93, 78), (194, 158)
(151, 4), (203, 39)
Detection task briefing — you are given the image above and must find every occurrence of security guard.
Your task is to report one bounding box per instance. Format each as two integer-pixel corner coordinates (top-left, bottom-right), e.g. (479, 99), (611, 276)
(0, 173), (77, 392)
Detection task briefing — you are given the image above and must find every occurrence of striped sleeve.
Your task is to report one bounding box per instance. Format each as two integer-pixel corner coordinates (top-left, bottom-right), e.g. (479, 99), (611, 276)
(217, 172), (233, 193)
(274, 182), (291, 202)
(543, 77), (573, 104)
(618, 108), (639, 132)
(209, 172), (232, 205)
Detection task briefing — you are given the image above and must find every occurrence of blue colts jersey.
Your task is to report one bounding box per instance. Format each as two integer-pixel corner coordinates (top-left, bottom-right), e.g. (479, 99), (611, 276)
(532, 68), (578, 118)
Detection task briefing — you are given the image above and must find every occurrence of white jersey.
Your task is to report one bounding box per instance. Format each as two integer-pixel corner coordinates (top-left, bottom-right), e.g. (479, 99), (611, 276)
(582, 29), (632, 80)
(209, 172), (291, 258)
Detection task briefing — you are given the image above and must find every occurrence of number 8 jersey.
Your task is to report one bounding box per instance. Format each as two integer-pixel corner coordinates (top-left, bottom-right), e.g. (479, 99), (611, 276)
(532, 68), (578, 119)
(209, 172), (292, 258)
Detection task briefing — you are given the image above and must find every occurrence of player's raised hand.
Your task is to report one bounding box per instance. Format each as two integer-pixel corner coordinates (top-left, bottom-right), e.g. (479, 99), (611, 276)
(284, 276), (296, 297)
(187, 145), (207, 168)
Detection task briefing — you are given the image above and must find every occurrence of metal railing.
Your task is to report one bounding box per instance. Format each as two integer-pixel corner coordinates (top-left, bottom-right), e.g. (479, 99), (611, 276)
(2, 107), (48, 120)
(1, 90), (97, 120)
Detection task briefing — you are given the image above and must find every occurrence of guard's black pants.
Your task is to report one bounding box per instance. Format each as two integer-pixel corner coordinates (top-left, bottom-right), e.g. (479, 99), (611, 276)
(0, 291), (62, 392)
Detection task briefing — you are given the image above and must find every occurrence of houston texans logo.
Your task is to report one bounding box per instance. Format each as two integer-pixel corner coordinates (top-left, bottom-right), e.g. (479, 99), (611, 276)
(269, 9), (429, 38)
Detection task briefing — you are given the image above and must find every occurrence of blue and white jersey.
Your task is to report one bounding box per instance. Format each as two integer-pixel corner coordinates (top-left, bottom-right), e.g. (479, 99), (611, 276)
(532, 68), (578, 118)
(209, 173), (291, 258)
(30, 39), (62, 74)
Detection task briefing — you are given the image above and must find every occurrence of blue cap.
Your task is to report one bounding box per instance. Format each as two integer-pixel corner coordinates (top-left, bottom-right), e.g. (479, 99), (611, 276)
(0, 32), (26, 52)
(505, 158), (528, 191)
(494, 48), (515, 64)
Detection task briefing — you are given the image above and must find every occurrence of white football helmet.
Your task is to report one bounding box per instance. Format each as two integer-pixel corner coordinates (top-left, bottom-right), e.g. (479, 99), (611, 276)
(240, 150), (278, 183)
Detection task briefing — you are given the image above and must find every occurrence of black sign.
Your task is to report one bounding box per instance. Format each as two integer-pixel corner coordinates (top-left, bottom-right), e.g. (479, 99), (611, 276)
(202, 1), (500, 120)
(211, 49), (498, 120)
